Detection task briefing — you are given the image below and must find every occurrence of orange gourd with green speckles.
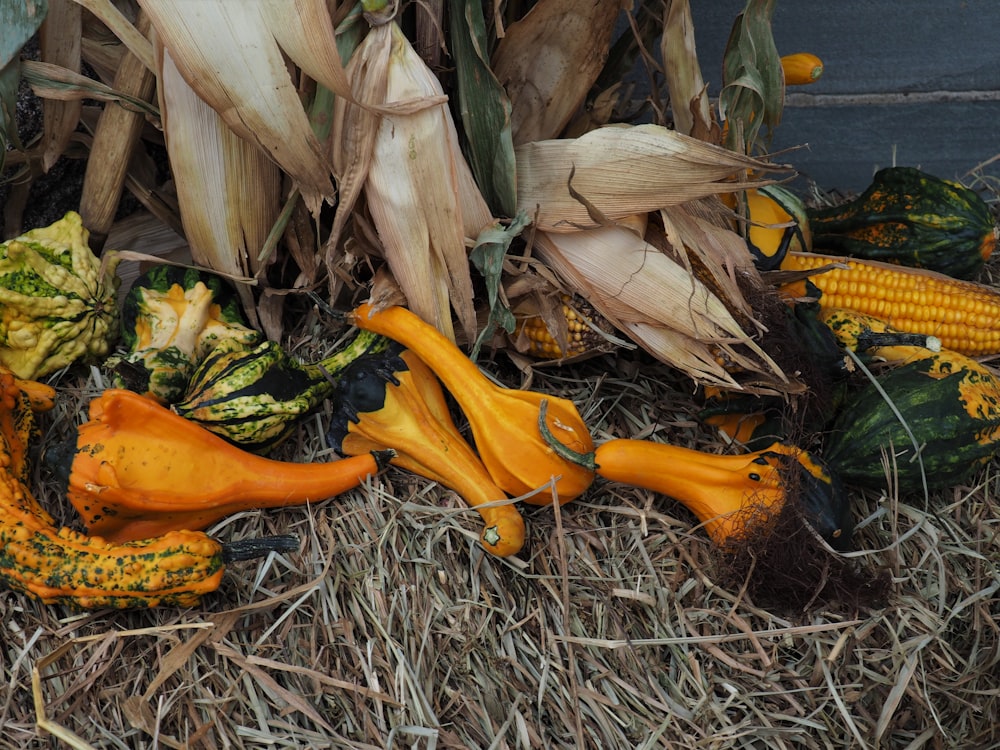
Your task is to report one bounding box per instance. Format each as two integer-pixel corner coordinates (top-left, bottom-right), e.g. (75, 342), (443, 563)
(0, 368), (295, 609)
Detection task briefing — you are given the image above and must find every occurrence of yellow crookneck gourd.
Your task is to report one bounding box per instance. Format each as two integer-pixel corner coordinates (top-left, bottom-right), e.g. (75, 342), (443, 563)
(349, 303), (596, 505)
(325, 335), (525, 557)
(593, 438), (852, 549)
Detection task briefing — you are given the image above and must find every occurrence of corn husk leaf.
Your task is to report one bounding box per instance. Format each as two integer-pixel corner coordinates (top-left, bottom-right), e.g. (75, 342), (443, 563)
(138, 0), (343, 212)
(19, 60), (158, 116)
(448, 0), (516, 217)
(719, 0), (783, 154)
(79, 13), (127, 84)
(468, 212), (532, 358)
(326, 19), (390, 258)
(516, 124), (789, 232)
(492, 0), (623, 146)
(656, 199), (761, 320)
(75, 0), (154, 72)
(661, 0), (715, 140)
(532, 216), (785, 388)
(156, 46), (282, 329)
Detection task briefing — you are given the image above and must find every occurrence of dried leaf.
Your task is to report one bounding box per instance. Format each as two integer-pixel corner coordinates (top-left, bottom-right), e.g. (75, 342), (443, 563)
(448, 0), (516, 217)
(469, 212), (531, 358)
(719, 0), (783, 154)
(661, 0), (713, 139)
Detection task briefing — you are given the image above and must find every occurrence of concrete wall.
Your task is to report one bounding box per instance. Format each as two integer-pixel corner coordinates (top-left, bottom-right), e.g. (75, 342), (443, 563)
(689, 1), (1000, 192)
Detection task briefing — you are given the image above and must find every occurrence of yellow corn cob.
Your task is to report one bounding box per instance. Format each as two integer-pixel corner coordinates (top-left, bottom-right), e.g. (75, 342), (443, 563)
(779, 251), (1000, 356)
(516, 295), (611, 359)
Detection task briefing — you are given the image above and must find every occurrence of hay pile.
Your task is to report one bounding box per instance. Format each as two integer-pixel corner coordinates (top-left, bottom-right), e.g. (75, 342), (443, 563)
(2, 329), (997, 749)
(2, 3), (999, 748)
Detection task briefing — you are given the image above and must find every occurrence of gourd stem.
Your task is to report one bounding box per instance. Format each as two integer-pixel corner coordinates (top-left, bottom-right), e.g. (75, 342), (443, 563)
(307, 291), (351, 323)
(855, 330), (941, 352)
(538, 399), (597, 470)
(222, 535), (300, 563)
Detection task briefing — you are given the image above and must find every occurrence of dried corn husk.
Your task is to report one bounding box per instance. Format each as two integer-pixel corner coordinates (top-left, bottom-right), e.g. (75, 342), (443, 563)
(139, 0), (349, 212)
(331, 15), (493, 342)
(156, 46), (282, 328)
(532, 215), (785, 387)
(492, 0), (623, 145)
(76, 0), (155, 72)
(516, 124), (787, 232)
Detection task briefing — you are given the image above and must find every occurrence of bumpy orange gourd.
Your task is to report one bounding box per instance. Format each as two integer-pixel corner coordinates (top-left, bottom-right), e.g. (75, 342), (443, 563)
(350, 303), (595, 505)
(66, 389), (388, 542)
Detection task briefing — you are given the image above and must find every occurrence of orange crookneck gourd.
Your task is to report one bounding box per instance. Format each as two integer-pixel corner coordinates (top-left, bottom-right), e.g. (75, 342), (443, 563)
(348, 302), (596, 505)
(325, 335), (525, 557)
(63, 388), (390, 543)
(593, 438), (853, 549)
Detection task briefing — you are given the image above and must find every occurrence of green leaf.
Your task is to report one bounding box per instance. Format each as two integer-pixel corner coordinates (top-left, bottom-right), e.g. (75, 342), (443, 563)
(447, 0), (517, 218)
(719, 0), (783, 154)
(1, 0), (49, 167)
(468, 211), (531, 360)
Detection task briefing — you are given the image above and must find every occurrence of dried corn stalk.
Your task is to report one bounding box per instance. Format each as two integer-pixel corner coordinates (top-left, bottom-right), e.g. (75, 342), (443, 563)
(330, 11), (493, 342)
(492, 0), (623, 145)
(79, 12), (155, 244)
(38, 0), (83, 171)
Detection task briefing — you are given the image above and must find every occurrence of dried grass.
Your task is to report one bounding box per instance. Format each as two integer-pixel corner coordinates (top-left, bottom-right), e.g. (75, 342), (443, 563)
(3, 306), (998, 749)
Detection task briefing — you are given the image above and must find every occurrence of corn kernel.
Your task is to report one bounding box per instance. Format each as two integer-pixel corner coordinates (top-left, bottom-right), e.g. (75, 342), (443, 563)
(515, 295), (611, 359)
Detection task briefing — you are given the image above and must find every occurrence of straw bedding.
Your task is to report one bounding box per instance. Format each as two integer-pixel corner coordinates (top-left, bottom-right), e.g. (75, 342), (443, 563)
(2, 332), (997, 749)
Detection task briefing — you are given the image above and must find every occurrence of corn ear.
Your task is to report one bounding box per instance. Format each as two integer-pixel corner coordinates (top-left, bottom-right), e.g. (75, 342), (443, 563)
(533, 216), (784, 386)
(491, 0), (622, 146)
(333, 18), (492, 342)
(516, 124), (787, 232)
